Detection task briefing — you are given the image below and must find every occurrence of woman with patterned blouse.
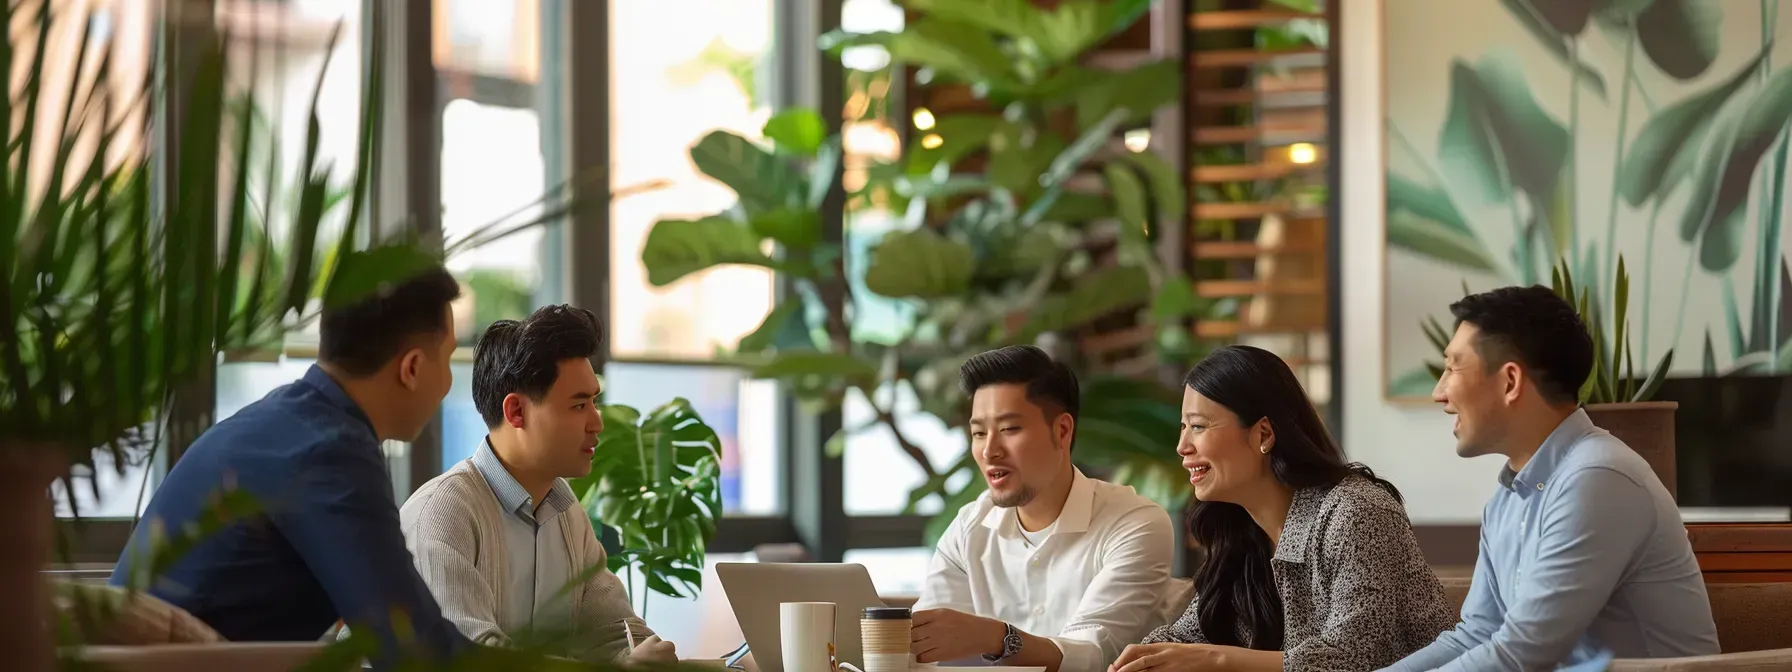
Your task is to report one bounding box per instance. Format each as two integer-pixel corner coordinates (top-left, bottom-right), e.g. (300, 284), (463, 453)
(1109, 346), (1454, 672)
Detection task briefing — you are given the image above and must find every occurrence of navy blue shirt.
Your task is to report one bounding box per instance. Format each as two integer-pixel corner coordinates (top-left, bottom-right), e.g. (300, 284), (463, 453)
(111, 365), (467, 662)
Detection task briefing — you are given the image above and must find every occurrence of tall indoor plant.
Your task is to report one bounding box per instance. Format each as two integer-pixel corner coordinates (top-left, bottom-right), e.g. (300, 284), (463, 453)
(638, 0), (1202, 538)
(1, 1), (609, 668)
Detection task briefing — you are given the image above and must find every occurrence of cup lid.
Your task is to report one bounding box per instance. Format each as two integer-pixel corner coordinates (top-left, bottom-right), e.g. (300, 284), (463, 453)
(862, 607), (911, 620)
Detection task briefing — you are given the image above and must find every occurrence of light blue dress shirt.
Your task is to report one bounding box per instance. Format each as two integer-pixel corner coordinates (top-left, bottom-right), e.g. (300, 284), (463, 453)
(471, 439), (580, 634)
(1387, 409), (1720, 671)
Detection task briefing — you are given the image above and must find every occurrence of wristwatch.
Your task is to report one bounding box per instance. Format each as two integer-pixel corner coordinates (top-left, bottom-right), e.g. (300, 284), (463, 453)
(983, 622), (1023, 663)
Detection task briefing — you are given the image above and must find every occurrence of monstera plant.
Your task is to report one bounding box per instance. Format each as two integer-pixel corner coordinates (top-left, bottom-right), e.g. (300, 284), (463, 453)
(640, 0), (1202, 541)
(570, 400), (722, 618)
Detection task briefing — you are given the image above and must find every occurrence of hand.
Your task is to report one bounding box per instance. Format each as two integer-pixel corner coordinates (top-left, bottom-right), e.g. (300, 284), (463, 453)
(628, 635), (678, 665)
(1108, 643), (1225, 672)
(910, 609), (1005, 664)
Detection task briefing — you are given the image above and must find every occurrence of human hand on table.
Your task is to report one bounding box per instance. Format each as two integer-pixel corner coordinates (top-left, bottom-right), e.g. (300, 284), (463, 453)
(1108, 643), (1234, 672)
(910, 608), (1005, 664)
(628, 635), (678, 664)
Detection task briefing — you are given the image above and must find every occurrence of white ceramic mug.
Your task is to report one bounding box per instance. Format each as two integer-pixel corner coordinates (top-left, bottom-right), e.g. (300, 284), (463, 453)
(781, 602), (838, 672)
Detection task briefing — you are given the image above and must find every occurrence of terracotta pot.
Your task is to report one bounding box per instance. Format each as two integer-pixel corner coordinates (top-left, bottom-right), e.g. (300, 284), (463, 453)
(1584, 401), (1678, 499)
(0, 447), (67, 672)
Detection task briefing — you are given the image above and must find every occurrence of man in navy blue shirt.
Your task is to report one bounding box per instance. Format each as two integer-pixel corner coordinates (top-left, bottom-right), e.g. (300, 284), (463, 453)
(111, 265), (471, 664)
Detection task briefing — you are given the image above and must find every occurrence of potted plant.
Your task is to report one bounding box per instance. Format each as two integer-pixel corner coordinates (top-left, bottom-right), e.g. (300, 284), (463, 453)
(2, 2), (629, 668)
(637, 0), (1207, 540)
(570, 399), (723, 619)
(1422, 255), (1679, 494)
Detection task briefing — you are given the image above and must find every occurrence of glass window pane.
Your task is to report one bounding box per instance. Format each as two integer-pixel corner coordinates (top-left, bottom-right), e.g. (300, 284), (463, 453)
(843, 383), (968, 516)
(602, 363), (783, 517)
(841, 547), (932, 598)
(609, 0), (777, 359)
(433, 0), (539, 82)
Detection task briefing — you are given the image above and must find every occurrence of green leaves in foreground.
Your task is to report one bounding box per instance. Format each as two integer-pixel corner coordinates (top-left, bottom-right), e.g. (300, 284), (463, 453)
(571, 400), (721, 607)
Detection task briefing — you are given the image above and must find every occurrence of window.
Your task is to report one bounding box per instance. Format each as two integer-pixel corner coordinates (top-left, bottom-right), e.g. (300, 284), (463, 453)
(603, 363), (784, 517)
(608, 0), (778, 360)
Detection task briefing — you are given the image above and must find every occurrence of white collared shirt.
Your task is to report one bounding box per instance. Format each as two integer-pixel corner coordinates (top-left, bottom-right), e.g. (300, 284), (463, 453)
(914, 469), (1175, 672)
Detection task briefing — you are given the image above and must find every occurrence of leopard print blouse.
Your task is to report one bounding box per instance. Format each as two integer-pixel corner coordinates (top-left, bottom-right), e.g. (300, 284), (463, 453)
(1143, 475), (1455, 671)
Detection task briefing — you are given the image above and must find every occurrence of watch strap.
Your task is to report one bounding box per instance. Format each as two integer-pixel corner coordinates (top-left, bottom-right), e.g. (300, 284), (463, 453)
(982, 622), (1023, 662)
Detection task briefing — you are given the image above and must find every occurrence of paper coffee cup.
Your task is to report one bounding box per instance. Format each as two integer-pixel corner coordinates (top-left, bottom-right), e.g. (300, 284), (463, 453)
(861, 607), (911, 672)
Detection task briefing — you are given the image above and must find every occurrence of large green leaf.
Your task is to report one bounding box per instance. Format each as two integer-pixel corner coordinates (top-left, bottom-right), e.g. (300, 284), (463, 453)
(748, 208), (822, 250)
(819, 16), (1011, 83)
(1017, 265), (1152, 340)
(321, 244), (443, 309)
(749, 351), (880, 389)
(1112, 148), (1184, 227)
(762, 109), (827, 157)
(1496, 0), (1609, 99)
(1073, 59), (1181, 131)
(1635, 0), (1721, 80)
(1678, 68), (1792, 272)
(689, 130), (800, 215)
(640, 217), (780, 286)
(905, 114), (1003, 175)
(1386, 171), (1496, 271)
(1617, 46), (1769, 207)
(898, 0), (1151, 68)
(863, 228), (976, 299)
(736, 300), (815, 354)
(1437, 49), (1570, 208)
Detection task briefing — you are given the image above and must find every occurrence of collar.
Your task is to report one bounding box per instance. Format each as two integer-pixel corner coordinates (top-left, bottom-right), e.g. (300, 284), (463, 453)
(298, 364), (376, 435)
(1271, 481), (1330, 564)
(1497, 408), (1597, 499)
(472, 437), (578, 525)
(979, 467), (1095, 535)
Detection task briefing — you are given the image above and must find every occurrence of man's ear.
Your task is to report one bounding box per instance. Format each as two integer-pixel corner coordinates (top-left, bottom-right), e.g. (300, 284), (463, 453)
(1501, 361), (1524, 405)
(1054, 413), (1075, 451)
(502, 393), (527, 429)
(397, 348), (425, 391)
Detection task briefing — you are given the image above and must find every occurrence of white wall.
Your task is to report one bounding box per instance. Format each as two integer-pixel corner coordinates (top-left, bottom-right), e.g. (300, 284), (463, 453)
(1339, 1), (1504, 524)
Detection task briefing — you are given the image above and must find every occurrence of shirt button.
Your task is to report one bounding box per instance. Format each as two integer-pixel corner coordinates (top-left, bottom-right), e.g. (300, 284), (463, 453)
(1536, 483), (1545, 491)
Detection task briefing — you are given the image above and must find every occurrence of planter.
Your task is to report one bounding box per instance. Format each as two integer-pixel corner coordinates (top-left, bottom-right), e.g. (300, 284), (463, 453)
(1584, 401), (1679, 499)
(0, 447), (67, 672)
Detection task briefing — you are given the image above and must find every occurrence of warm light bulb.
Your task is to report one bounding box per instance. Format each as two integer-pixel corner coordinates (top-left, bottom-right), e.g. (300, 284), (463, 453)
(920, 133), (944, 150)
(1289, 142), (1318, 164)
(1123, 129), (1151, 153)
(912, 107), (936, 131)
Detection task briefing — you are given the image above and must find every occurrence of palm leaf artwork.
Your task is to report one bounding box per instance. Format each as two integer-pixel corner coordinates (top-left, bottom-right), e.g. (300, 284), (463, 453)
(1, 2), (664, 669)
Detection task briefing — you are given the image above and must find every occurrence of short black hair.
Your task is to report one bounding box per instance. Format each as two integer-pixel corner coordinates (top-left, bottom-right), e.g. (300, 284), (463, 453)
(472, 304), (604, 428)
(318, 266), (462, 377)
(1449, 284), (1593, 405)
(959, 344), (1080, 425)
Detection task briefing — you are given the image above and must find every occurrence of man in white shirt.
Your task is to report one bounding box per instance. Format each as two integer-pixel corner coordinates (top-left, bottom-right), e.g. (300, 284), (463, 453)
(400, 305), (676, 664)
(912, 345), (1175, 672)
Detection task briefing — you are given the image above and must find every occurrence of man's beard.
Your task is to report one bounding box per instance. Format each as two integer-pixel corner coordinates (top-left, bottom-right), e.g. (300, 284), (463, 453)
(991, 485), (1035, 509)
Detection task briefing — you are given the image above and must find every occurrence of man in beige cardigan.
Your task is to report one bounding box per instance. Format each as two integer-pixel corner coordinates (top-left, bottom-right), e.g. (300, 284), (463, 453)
(401, 305), (675, 664)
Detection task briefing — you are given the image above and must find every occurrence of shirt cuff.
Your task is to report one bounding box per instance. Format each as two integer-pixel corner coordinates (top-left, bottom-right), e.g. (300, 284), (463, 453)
(1045, 632), (1106, 672)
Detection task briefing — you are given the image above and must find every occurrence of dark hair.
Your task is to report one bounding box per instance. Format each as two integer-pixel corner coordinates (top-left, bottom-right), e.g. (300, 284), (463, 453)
(959, 345), (1080, 439)
(471, 304), (604, 428)
(1182, 345), (1399, 651)
(318, 266), (462, 377)
(1449, 285), (1593, 405)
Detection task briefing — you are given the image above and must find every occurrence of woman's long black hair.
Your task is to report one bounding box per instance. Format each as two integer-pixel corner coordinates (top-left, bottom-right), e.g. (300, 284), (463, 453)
(1182, 345), (1400, 649)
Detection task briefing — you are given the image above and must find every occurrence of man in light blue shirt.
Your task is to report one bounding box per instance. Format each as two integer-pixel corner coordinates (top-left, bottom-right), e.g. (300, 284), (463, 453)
(1388, 286), (1719, 671)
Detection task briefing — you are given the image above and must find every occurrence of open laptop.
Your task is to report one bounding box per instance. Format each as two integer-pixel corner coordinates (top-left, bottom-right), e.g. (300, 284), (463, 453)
(715, 562), (891, 672)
